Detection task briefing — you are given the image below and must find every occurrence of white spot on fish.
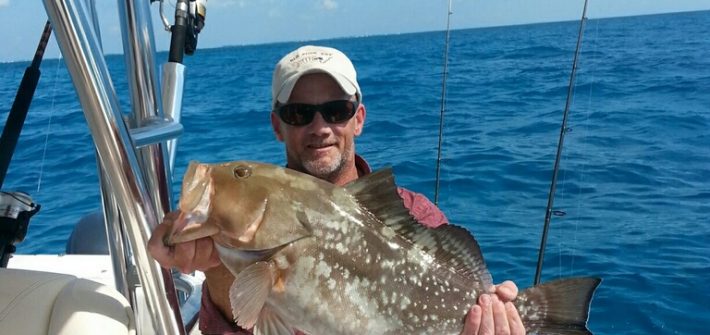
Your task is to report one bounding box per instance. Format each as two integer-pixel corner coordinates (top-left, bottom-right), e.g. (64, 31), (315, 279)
(380, 227), (396, 239)
(315, 260), (332, 278)
(289, 256), (318, 302)
(380, 291), (389, 305)
(335, 242), (347, 254)
(400, 296), (411, 310)
(380, 259), (395, 270)
(408, 275), (422, 286)
(274, 254), (289, 269)
(280, 170), (319, 192)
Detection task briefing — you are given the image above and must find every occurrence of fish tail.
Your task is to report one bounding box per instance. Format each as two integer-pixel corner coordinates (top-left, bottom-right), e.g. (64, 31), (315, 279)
(514, 277), (601, 335)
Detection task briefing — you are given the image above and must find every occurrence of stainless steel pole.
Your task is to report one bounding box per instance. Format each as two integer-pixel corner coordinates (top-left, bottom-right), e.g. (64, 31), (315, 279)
(42, 1), (182, 333)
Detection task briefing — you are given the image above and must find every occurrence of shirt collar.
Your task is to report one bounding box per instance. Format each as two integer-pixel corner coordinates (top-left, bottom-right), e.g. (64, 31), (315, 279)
(354, 154), (372, 177)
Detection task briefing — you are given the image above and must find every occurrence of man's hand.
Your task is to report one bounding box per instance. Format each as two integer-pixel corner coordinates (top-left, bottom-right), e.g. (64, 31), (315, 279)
(461, 281), (525, 335)
(147, 211), (221, 273)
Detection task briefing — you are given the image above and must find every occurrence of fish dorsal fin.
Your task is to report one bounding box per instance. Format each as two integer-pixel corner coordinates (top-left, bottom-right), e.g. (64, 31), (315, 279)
(345, 168), (493, 285)
(345, 167), (413, 230)
(407, 224), (492, 285)
(230, 261), (275, 329)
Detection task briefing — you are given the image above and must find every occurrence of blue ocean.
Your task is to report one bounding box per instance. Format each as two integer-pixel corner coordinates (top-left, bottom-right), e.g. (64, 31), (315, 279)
(1, 10), (708, 334)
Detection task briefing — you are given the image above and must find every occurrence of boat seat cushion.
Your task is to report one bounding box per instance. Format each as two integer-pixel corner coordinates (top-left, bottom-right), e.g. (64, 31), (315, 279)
(0, 268), (135, 335)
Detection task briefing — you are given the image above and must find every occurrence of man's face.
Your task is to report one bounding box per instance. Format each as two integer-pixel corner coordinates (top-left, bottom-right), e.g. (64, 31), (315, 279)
(271, 73), (365, 182)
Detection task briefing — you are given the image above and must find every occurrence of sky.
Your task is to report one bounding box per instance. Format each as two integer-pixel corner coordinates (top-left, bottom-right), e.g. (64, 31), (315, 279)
(1, 0), (709, 62)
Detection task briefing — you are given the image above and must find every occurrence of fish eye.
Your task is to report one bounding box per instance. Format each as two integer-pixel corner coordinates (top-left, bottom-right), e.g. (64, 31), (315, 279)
(233, 165), (252, 179)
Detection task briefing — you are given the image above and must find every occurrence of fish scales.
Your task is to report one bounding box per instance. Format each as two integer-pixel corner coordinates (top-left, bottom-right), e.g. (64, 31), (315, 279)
(246, 194), (475, 334)
(168, 161), (600, 335)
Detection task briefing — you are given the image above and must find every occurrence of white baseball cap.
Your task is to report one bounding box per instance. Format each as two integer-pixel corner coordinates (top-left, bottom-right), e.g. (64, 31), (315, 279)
(272, 45), (361, 108)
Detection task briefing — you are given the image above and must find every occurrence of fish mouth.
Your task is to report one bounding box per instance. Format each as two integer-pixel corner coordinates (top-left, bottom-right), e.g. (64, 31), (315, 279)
(165, 210), (218, 245)
(180, 162), (212, 213)
(168, 196), (269, 248)
(166, 162), (217, 245)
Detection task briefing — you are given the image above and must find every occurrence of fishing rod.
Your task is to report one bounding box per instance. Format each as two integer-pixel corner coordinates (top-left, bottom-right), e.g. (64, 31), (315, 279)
(534, 0), (589, 285)
(0, 21), (53, 189)
(155, 1), (208, 331)
(159, 0), (206, 63)
(0, 21), (49, 267)
(434, 0), (453, 206)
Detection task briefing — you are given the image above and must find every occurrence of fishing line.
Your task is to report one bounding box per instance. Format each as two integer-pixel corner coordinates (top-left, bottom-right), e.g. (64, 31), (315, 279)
(0, 21), (52, 189)
(434, 0), (453, 206)
(534, 0), (590, 285)
(554, 15), (601, 279)
(563, 18), (601, 277)
(36, 54), (63, 193)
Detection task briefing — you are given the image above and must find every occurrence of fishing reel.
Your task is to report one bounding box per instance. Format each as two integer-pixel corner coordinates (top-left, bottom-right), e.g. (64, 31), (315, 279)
(0, 191), (40, 267)
(184, 0), (206, 55)
(157, 0), (207, 57)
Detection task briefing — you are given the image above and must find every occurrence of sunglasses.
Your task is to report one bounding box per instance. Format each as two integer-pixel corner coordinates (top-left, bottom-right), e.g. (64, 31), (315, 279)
(276, 100), (358, 126)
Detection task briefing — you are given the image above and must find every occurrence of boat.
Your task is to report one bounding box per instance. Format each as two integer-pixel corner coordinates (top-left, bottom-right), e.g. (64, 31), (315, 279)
(0, 1), (592, 334)
(1, 0), (205, 334)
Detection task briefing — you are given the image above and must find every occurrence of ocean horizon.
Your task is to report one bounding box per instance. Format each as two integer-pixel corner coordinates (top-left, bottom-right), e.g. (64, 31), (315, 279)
(3, 9), (708, 65)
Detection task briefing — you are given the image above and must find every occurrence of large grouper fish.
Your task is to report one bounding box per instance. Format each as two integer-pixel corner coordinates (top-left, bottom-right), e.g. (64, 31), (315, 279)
(166, 161), (601, 335)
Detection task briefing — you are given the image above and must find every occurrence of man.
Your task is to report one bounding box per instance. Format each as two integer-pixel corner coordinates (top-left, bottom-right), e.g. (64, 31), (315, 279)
(149, 45), (524, 335)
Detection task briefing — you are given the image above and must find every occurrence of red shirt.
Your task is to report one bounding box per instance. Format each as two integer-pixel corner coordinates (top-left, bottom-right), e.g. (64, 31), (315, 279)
(198, 155), (448, 334)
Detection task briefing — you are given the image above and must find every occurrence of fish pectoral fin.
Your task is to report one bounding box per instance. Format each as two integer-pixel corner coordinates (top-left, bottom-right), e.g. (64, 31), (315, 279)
(229, 261), (276, 329)
(254, 304), (296, 335)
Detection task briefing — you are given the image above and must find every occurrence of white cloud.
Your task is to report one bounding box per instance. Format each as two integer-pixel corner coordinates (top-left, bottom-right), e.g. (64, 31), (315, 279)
(321, 0), (337, 10)
(0, 0), (10, 8)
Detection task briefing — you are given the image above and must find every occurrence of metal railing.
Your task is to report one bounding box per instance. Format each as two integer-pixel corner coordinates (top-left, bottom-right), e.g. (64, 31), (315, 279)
(42, 0), (192, 333)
